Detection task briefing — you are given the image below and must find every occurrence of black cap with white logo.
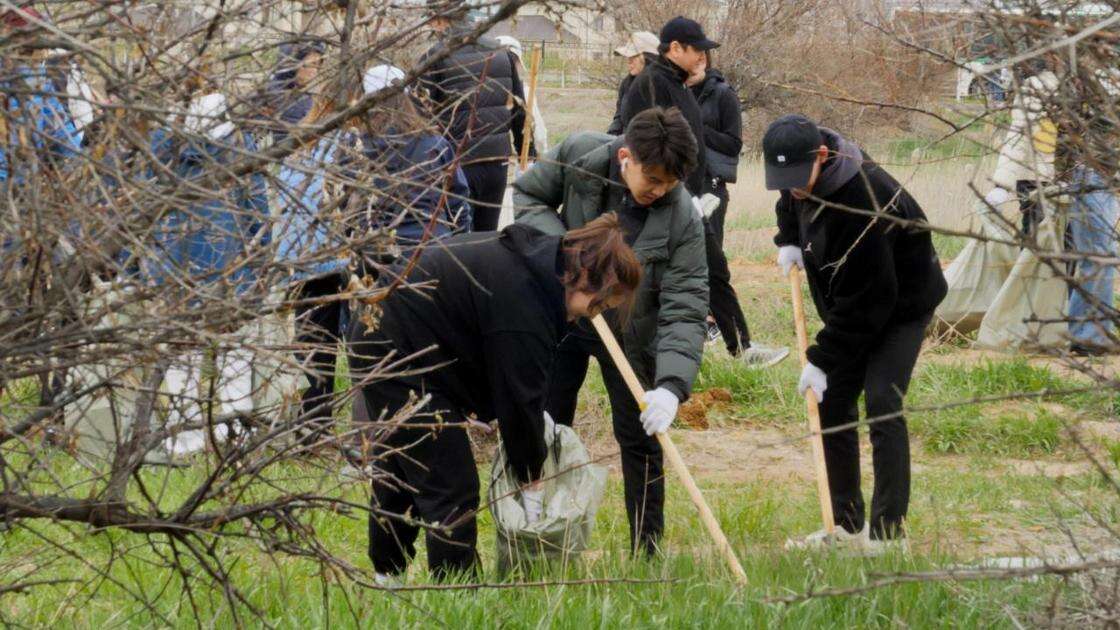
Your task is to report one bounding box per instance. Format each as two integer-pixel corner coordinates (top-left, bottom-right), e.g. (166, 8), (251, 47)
(762, 114), (824, 191)
(659, 16), (720, 51)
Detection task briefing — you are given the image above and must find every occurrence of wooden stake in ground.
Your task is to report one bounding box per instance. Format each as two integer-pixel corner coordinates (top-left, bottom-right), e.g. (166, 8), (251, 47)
(589, 315), (748, 585)
(788, 268), (836, 536)
(517, 45), (543, 172)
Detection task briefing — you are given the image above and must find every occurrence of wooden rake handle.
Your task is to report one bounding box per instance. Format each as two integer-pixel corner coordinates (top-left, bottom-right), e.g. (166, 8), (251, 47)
(788, 269), (836, 535)
(590, 315), (748, 585)
(517, 45), (543, 171)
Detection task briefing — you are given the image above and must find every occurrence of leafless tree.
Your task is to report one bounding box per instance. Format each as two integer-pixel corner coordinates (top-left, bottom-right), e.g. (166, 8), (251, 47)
(0, 0), (621, 623)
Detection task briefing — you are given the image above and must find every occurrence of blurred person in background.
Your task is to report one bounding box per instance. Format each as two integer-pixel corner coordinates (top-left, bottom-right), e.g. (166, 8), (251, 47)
(420, 2), (529, 231)
(686, 51), (789, 367)
(607, 31), (659, 136)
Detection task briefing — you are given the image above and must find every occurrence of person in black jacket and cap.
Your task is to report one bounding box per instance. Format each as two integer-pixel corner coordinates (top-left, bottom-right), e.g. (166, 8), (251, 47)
(349, 215), (642, 583)
(420, 1), (530, 232)
(687, 51), (789, 367)
(619, 16), (717, 197)
(607, 31), (660, 136)
(763, 114), (947, 553)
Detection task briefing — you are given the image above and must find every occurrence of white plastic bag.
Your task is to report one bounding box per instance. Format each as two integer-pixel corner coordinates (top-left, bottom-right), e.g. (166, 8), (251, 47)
(490, 415), (606, 574)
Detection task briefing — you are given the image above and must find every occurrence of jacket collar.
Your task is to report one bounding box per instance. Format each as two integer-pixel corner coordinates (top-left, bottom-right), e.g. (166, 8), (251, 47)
(696, 69), (725, 102)
(653, 55), (690, 84)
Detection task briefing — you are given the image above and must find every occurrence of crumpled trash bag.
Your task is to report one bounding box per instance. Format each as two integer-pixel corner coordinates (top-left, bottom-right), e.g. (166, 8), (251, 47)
(490, 414), (607, 574)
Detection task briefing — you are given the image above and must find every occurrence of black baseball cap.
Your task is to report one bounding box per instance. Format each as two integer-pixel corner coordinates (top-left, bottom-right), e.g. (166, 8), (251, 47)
(659, 17), (720, 51)
(762, 114), (824, 191)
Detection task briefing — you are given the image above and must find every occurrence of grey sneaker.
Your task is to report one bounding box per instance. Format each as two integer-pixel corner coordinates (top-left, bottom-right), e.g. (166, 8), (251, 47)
(863, 536), (911, 557)
(784, 525), (866, 552)
(739, 343), (790, 368)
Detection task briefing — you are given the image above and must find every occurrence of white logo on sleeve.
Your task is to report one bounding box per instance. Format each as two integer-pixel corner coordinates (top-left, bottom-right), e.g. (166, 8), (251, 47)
(777, 155), (786, 163)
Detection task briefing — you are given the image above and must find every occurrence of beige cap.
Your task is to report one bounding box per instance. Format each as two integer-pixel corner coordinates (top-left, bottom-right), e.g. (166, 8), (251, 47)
(614, 31), (659, 58)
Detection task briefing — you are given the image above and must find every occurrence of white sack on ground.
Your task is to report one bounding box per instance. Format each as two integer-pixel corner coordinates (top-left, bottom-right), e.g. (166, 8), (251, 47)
(490, 414), (607, 574)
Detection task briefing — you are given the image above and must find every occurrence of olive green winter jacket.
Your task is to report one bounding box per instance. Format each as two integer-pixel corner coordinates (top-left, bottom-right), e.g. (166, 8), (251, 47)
(513, 132), (708, 400)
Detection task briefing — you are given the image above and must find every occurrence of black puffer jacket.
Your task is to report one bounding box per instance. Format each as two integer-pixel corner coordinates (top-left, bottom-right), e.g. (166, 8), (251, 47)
(607, 74), (636, 136)
(420, 27), (527, 162)
(618, 55), (707, 196)
(351, 225), (566, 482)
(773, 133), (947, 373)
(691, 69), (742, 183)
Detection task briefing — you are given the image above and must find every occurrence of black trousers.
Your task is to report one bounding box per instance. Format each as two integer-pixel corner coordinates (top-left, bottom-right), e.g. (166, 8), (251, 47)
(463, 161), (509, 232)
(818, 312), (931, 541)
(1016, 179), (1043, 238)
(545, 332), (664, 555)
(293, 273), (348, 432)
(707, 180), (730, 250)
(705, 218), (751, 355)
(348, 324), (480, 579)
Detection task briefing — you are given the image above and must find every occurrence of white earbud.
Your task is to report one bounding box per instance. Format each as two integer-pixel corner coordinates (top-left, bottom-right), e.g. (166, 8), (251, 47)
(621, 157), (630, 170)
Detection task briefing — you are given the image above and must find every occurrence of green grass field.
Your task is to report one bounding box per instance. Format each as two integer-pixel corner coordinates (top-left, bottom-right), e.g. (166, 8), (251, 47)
(4, 91), (1119, 628)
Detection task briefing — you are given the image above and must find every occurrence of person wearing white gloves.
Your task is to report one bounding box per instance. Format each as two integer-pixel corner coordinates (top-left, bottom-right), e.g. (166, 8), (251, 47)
(350, 215), (641, 582)
(514, 107), (708, 556)
(763, 115), (947, 551)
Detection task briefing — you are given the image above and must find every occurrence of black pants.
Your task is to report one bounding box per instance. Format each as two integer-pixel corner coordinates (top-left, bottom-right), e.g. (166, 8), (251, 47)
(707, 180), (730, 250)
(463, 161), (509, 232)
(705, 218), (751, 355)
(1016, 180), (1043, 238)
(348, 324), (480, 579)
(293, 273), (348, 433)
(545, 332), (663, 555)
(818, 312), (931, 541)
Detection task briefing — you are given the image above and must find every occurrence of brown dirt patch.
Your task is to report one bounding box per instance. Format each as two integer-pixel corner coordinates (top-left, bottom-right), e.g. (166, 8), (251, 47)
(678, 388), (734, 431)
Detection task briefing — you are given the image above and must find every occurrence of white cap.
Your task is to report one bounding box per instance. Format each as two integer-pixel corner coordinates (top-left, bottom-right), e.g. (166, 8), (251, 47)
(494, 35), (523, 60)
(614, 31), (659, 58)
(184, 92), (234, 141)
(363, 64), (406, 96)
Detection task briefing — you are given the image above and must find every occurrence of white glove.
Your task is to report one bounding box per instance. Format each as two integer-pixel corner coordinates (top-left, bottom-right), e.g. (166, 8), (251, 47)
(698, 193), (721, 218)
(798, 362), (828, 403)
(777, 245), (805, 276)
(690, 196), (704, 219)
(640, 387), (679, 436)
(984, 187), (1011, 206)
(521, 483), (544, 524)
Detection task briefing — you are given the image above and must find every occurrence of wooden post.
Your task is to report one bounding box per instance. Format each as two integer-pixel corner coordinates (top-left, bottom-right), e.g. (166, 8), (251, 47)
(589, 315), (748, 585)
(518, 44), (542, 171)
(788, 269), (836, 536)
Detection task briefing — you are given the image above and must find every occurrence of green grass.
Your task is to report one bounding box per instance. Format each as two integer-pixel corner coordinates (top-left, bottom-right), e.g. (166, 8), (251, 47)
(4, 356), (1111, 626)
(1, 461), (1068, 628)
(907, 359), (1112, 457)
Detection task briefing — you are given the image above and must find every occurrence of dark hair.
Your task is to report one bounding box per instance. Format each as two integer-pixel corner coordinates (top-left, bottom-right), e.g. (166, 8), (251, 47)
(561, 213), (642, 319)
(269, 41), (327, 93)
(623, 107), (698, 182)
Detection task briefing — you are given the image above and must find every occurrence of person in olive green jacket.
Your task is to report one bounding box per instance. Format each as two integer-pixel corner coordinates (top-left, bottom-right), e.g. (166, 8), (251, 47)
(513, 107), (708, 554)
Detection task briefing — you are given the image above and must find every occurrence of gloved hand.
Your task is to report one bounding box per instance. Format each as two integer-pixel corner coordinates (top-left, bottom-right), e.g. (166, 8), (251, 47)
(691, 196), (704, 218)
(777, 245), (805, 276)
(798, 362), (828, 403)
(984, 187), (1011, 206)
(521, 482), (544, 524)
(640, 387), (679, 436)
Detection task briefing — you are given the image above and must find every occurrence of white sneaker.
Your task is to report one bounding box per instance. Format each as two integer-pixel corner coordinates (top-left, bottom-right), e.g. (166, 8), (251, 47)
(374, 572), (402, 588)
(739, 344), (790, 368)
(784, 526), (866, 552)
(863, 536), (910, 557)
